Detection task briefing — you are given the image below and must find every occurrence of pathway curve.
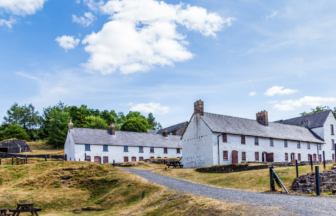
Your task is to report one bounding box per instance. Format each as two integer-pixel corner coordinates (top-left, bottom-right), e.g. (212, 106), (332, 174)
(119, 168), (336, 216)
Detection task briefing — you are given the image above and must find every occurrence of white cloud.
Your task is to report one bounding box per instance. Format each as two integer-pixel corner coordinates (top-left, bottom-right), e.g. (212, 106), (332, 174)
(273, 96), (336, 111)
(249, 91), (256, 96)
(0, 17), (16, 28)
(76, 0), (80, 3)
(0, 0), (48, 16)
(82, 0), (233, 74)
(264, 86), (298, 96)
(72, 12), (96, 27)
(130, 102), (170, 115)
(55, 35), (80, 51)
(266, 10), (279, 19)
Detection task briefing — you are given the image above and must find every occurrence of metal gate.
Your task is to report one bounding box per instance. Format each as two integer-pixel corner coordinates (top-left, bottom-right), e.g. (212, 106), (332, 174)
(232, 151), (238, 164)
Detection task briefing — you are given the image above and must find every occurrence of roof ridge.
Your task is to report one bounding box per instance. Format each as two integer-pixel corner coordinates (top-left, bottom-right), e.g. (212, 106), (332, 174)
(280, 110), (332, 121)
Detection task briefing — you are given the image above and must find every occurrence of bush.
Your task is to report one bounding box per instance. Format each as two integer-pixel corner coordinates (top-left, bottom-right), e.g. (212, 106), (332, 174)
(121, 119), (147, 133)
(0, 124), (31, 141)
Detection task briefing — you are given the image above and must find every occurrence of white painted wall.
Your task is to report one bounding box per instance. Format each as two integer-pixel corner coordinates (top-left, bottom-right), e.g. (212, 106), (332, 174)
(321, 112), (336, 159)
(181, 114), (213, 168)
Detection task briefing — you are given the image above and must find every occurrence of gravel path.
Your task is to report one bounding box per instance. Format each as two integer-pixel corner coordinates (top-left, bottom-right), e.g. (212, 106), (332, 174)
(119, 168), (336, 215)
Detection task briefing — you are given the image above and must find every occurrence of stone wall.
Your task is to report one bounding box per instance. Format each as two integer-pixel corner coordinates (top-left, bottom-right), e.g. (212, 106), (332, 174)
(195, 164), (268, 173)
(247, 160), (333, 167)
(0, 139), (31, 153)
(291, 169), (336, 193)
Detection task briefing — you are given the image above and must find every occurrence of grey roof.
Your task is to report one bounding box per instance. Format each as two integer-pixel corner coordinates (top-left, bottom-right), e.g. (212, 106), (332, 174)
(274, 110), (332, 129)
(71, 128), (182, 148)
(200, 112), (324, 143)
(147, 129), (156, 134)
(156, 121), (188, 134)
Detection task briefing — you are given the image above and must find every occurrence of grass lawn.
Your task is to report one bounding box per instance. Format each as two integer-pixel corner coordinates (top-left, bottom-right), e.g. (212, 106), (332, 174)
(19, 142), (65, 155)
(143, 163), (334, 193)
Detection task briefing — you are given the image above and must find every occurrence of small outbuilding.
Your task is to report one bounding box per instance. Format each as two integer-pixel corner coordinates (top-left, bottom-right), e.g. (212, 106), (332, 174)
(0, 139), (31, 153)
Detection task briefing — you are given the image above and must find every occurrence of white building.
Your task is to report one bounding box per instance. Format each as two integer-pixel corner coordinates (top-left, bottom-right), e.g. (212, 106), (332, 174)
(182, 100), (334, 168)
(64, 123), (182, 163)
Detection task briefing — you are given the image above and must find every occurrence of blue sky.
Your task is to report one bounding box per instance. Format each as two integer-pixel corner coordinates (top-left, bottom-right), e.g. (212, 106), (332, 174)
(1, 0), (336, 127)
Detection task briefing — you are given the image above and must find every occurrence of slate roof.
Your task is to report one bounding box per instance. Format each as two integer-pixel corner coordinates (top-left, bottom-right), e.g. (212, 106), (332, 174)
(156, 121), (188, 134)
(71, 128), (182, 148)
(274, 110), (332, 129)
(147, 129), (156, 134)
(200, 112), (324, 143)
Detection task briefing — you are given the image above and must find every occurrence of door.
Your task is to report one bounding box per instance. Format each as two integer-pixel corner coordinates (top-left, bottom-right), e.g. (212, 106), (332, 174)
(94, 156), (101, 163)
(85, 156), (91, 162)
(313, 154), (317, 161)
(103, 156), (108, 164)
(232, 151), (238, 164)
(291, 153), (295, 162)
(262, 152), (267, 162)
(131, 157), (136, 162)
(266, 153), (274, 162)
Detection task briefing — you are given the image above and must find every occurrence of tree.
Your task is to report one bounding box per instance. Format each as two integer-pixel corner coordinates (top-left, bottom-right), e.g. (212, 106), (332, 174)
(84, 116), (109, 129)
(156, 122), (163, 130)
(100, 110), (117, 125)
(0, 124), (31, 141)
(300, 106), (336, 117)
(121, 119), (147, 133)
(46, 108), (70, 147)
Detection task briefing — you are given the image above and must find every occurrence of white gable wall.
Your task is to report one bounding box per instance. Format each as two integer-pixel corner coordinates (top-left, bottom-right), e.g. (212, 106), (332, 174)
(322, 112), (336, 159)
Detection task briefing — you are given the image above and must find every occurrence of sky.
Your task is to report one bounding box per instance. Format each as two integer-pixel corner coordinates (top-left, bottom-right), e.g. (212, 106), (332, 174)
(1, 0), (336, 128)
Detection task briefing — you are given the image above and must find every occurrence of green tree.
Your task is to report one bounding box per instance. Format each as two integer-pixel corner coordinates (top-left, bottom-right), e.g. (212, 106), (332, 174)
(84, 116), (109, 129)
(0, 124), (31, 141)
(300, 106), (336, 117)
(46, 108), (70, 147)
(121, 119), (147, 133)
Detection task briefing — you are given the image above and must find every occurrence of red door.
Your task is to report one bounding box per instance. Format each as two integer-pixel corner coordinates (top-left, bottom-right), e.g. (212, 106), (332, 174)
(313, 154), (316, 161)
(232, 151), (238, 164)
(291, 153), (295, 162)
(266, 153), (274, 162)
(94, 156), (101, 163)
(131, 157), (136, 162)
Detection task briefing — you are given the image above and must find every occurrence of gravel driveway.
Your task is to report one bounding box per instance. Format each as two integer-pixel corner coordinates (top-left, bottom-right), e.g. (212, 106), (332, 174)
(119, 168), (336, 215)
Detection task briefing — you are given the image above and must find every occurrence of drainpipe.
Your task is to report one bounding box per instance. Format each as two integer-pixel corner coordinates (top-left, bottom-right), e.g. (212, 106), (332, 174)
(317, 144), (319, 163)
(217, 135), (221, 165)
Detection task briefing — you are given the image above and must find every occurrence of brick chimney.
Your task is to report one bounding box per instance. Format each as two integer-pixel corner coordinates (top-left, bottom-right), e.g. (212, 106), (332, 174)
(109, 123), (115, 135)
(256, 111), (269, 126)
(194, 100), (204, 116)
(68, 120), (73, 131)
(163, 129), (168, 137)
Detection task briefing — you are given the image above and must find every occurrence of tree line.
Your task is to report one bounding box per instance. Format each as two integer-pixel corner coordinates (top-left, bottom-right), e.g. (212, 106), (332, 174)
(0, 102), (162, 147)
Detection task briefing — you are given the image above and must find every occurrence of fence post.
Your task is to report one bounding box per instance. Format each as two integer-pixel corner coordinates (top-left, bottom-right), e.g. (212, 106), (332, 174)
(295, 160), (298, 178)
(113, 160), (115, 166)
(315, 166), (320, 196)
(25, 155), (27, 164)
(334, 144), (336, 163)
(65, 154), (67, 161)
(323, 151), (325, 169)
(142, 192), (145, 199)
(0, 157), (1, 165)
(269, 166), (275, 191)
(45, 154), (47, 161)
(12, 156), (14, 165)
(310, 155), (313, 172)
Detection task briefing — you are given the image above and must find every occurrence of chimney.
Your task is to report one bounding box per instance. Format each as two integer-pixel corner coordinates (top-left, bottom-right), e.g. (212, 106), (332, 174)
(68, 120), (73, 131)
(109, 123), (115, 135)
(194, 100), (204, 116)
(256, 111), (268, 126)
(163, 129), (168, 137)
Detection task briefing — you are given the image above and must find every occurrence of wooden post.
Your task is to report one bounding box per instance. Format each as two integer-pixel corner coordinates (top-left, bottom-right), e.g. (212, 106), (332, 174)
(45, 155), (47, 161)
(315, 166), (320, 196)
(25, 155), (27, 164)
(323, 151), (325, 169)
(12, 156), (14, 165)
(113, 160), (115, 166)
(295, 160), (298, 178)
(142, 192), (145, 199)
(269, 166), (275, 191)
(0, 157), (1, 165)
(310, 155), (313, 172)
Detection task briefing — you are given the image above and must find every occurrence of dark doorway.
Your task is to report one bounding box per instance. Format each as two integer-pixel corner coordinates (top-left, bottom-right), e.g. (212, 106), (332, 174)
(0, 147), (8, 153)
(232, 150), (238, 164)
(266, 153), (274, 162)
(262, 152), (267, 162)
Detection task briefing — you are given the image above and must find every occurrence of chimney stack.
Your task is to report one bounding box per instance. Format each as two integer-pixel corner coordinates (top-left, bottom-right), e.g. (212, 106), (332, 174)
(68, 120), (73, 131)
(109, 123), (115, 135)
(163, 129), (168, 137)
(256, 111), (268, 126)
(194, 100), (204, 116)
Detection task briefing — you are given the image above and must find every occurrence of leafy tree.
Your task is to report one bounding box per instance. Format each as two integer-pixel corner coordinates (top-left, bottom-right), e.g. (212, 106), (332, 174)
(300, 106), (336, 117)
(100, 110), (118, 125)
(117, 112), (126, 124)
(46, 108), (70, 148)
(121, 119), (147, 133)
(0, 124), (31, 141)
(147, 113), (156, 128)
(84, 116), (109, 129)
(156, 122), (163, 130)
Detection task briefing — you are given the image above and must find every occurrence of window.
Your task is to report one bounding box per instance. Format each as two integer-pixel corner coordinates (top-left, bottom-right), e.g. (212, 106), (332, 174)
(284, 140), (288, 148)
(157, 157), (161, 159)
(103, 156), (108, 164)
(222, 133), (227, 143)
(164, 148), (168, 154)
(139, 146), (143, 153)
(223, 151), (228, 161)
(150, 156), (154, 159)
(270, 138), (274, 147)
(285, 153), (288, 162)
(242, 152), (246, 162)
(254, 137), (259, 145)
(150, 147), (154, 153)
(297, 141), (301, 149)
(307, 142), (310, 149)
(332, 124), (334, 135)
(103, 145), (108, 151)
(177, 148), (181, 154)
(139, 157), (144, 161)
(298, 153), (301, 161)
(124, 146), (128, 152)
(255, 152), (259, 161)
(85, 144), (90, 151)
(241, 135), (246, 144)
(319, 144), (322, 150)
(332, 140), (335, 150)
(124, 156), (129, 162)
(85, 155), (91, 161)
(319, 154), (322, 161)
(308, 154), (311, 161)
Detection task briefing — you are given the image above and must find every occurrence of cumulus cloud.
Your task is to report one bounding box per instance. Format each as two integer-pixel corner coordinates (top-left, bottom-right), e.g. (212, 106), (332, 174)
(55, 35), (80, 51)
(249, 92), (256, 96)
(264, 86), (298, 96)
(82, 0), (233, 74)
(0, 17), (16, 28)
(273, 96), (336, 111)
(130, 102), (170, 115)
(72, 12), (96, 27)
(0, 0), (48, 16)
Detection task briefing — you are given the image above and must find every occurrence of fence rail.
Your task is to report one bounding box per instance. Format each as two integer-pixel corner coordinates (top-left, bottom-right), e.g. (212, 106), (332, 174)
(0, 153), (66, 160)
